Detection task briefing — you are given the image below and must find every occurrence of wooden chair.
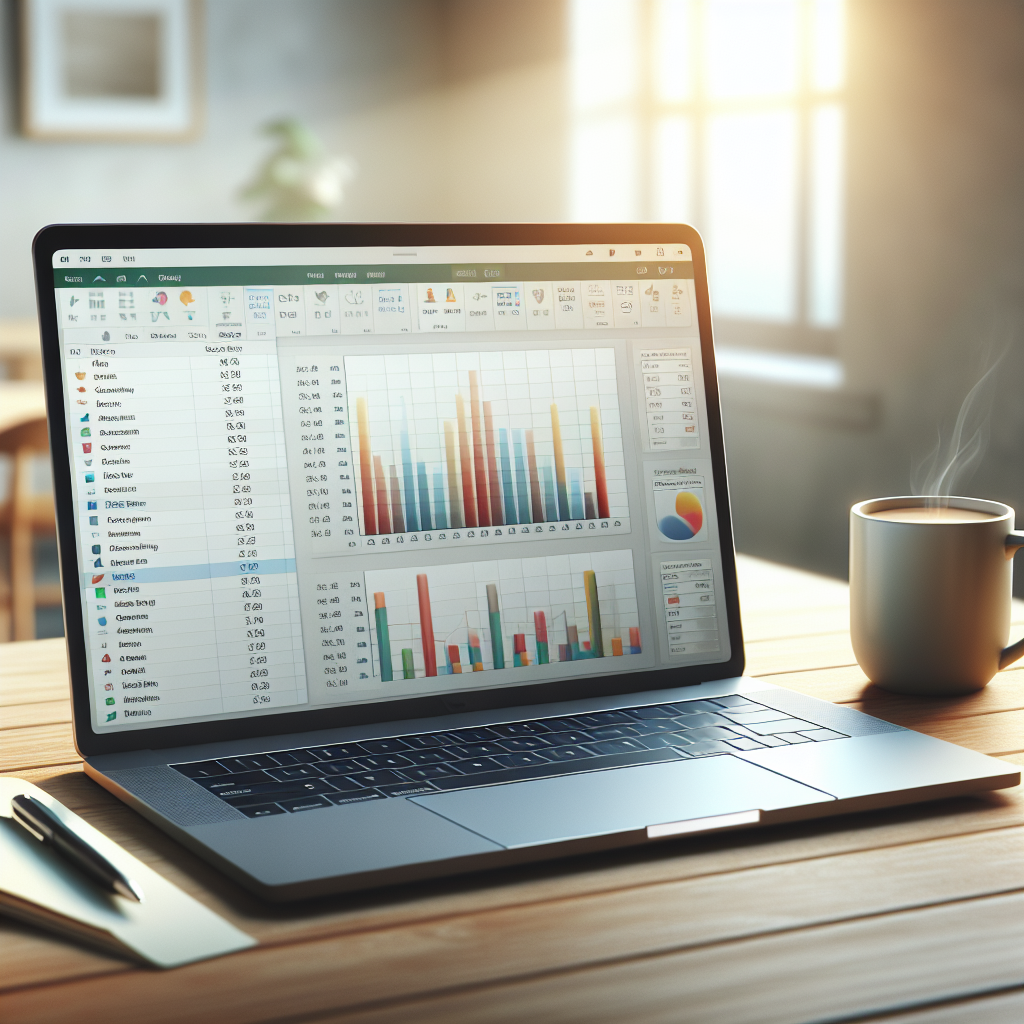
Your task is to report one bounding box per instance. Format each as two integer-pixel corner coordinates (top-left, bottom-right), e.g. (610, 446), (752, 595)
(0, 417), (60, 641)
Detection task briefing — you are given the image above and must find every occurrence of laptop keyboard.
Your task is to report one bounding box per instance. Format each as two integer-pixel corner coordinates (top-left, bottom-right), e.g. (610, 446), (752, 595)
(171, 695), (847, 818)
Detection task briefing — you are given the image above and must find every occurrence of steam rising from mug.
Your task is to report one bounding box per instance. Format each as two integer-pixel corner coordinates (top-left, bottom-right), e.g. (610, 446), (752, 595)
(910, 352), (1006, 502)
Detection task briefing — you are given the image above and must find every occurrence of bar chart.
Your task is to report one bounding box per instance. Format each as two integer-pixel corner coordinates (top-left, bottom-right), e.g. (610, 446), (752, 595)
(345, 349), (628, 545)
(365, 550), (642, 681)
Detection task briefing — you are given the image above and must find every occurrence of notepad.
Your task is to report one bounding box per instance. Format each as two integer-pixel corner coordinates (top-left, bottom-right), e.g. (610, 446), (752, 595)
(0, 778), (256, 967)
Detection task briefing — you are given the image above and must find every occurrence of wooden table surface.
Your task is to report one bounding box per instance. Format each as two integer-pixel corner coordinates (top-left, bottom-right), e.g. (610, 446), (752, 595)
(2, 555), (1023, 1023)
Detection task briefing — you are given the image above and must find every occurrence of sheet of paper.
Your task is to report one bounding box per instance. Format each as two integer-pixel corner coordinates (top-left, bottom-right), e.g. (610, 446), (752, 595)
(0, 778), (256, 968)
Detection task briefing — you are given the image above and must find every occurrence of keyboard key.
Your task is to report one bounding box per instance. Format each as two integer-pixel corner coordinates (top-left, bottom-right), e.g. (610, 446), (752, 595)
(217, 755), (279, 773)
(670, 713), (731, 729)
(758, 735), (790, 747)
(218, 777), (337, 798)
(446, 727), (500, 743)
(346, 770), (408, 787)
(355, 753), (414, 771)
(544, 745), (594, 762)
(776, 733), (812, 744)
(377, 782), (438, 798)
(799, 729), (847, 741)
(327, 790), (386, 806)
(587, 725), (639, 741)
(721, 709), (793, 725)
(279, 795), (332, 813)
(449, 742), (506, 758)
(492, 751), (550, 768)
(629, 720), (678, 736)
(281, 749), (322, 764)
(726, 737), (765, 751)
(359, 738), (412, 755)
(744, 718), (814, 735)
(497, 736), (551, 752)
(490, 721), (551, 737)
(236, 803), (285, 818)
(710, 695), (763, 709)
(673, 701), (726, 715)
(318, 759), (365, 776)
(265, 751), (300, 766)
(173, 760), (229, 779)
(402, 747), (460, 765)
(683, 726), (737, 742)
(624, 704), (679, 719)
(574, 711), (633, 727)
(587, 738), (649, 756)
(195, 770), (272, 791)
(265, 765), (323, 782)
(451, 757), (503, 774)
(636, 733), (681, 749)
(403, 764), (463, 781)
(324, 775), (368, 792)
(682, 740), (734, 756)
(543, 730), (592, 746)
(402, 733), (450, 749)
(307, 743), (369, 760)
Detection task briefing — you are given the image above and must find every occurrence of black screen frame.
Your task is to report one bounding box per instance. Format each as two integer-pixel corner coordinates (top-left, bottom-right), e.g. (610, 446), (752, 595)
(33, 222), (745, 757)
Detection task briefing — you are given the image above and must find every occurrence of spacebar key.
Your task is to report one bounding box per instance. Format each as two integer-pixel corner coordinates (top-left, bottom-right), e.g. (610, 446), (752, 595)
(427, 748), (681, 791)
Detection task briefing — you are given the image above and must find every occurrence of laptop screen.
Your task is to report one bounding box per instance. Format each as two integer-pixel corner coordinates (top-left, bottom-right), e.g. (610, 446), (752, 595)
(49, 241), (733, 733)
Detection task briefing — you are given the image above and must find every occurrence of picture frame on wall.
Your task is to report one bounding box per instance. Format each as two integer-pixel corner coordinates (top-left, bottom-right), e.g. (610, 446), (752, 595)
(20, 0), (202, 140)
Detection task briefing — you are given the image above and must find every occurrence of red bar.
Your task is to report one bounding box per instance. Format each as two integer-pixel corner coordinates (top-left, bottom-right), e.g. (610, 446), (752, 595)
(469, 371), (490, 526)
(533, 610), (548, 643)
(483, 400), (503, 526)
(448, 645), (462, 673)
(526, 429), (543, 523)
(388, 465), (405, 533)
(629, 627), (641, 648)
(373, 455), (391, 534)
(590, 406), (610, 519)
(456, 394), (477, 527)
(417, 574), (437, 676)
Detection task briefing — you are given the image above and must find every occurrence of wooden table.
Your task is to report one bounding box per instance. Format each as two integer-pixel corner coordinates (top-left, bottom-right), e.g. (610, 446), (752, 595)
(2, 556), (1023, 1023)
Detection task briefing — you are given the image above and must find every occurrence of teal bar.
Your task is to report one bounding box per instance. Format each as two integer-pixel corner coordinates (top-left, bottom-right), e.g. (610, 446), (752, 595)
(486, 583), (505, 669)
(513, 429), (531, 524)
(401, 648), (415, 679)
(374, 604), (393, 681)
(400, 399), (419, 532)
(498, 428), (517, 525)
(417, 461), (432, 530)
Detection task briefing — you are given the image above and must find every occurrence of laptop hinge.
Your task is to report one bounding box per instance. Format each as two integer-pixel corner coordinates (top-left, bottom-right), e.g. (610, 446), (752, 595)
(646, 808), (761, 839)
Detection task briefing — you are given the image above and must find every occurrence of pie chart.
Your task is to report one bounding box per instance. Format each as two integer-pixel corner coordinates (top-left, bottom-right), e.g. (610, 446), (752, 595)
(657, 490), (704, 540)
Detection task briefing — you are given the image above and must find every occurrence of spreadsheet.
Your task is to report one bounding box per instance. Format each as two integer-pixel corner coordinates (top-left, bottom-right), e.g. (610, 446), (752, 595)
(51, 244), (732, 732)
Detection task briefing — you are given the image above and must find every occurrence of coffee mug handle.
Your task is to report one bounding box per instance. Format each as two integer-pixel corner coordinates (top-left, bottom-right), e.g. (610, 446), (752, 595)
(1000, 531), (1024, 669)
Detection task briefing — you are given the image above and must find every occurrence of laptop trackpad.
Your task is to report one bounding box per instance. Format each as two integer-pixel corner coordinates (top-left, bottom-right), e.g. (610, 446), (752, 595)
(410, 757), (833, 849)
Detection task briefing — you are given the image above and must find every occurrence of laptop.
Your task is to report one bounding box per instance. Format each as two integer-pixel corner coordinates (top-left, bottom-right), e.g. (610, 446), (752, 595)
(33, 223), (1018, 901)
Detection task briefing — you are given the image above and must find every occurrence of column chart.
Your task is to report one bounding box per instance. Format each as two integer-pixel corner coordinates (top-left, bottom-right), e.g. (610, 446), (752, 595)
(364, 549), (641, 682)
(345, 349), (630, 553)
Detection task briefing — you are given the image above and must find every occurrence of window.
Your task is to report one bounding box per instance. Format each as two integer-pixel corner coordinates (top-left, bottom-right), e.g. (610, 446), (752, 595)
(571, 0), (846, 344)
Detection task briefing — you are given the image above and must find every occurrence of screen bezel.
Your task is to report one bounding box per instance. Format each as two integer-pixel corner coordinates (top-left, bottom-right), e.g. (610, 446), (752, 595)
(33, 222), (745, 757)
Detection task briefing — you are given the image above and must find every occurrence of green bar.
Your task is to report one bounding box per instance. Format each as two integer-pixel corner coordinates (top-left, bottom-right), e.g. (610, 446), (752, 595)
(374, 606), (393, 682)
(486, 584), (505, 670)
(401, 649), (415, 679)
(536, 640), (549, 665)
(584, 570), (605, 658)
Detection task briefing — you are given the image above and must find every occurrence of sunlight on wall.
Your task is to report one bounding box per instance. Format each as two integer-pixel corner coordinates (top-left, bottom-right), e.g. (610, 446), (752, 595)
(570, 0), (846, 329)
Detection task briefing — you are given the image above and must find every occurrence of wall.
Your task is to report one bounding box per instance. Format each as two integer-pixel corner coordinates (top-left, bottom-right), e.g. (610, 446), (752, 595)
(721, 0), (1024, 595)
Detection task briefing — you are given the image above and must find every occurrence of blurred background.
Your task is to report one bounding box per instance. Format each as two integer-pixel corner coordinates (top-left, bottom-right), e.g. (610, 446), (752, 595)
(1, 0), (1022, 641)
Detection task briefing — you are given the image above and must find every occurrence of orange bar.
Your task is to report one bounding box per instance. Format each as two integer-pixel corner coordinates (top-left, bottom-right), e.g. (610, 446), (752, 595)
(373, 455), (391, 533)
(416, 574), (437, 676)
(469, 371), (490, 526)
(444, 421), (463, 529)
(483, 401), (503, 526)
(611, 637), (623, 657)
(356, 397), (376, 534)
(456, 394), (477, 527)
(590, 406), (610, 519)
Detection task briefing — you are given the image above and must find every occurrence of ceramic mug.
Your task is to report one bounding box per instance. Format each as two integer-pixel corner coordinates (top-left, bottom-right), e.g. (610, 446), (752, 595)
(850, 496), (1024, 695)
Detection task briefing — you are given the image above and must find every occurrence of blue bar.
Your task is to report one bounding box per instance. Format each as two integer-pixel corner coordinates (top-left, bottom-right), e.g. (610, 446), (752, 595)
(513, 429), (531, 524)
(498, 428), (517, 525)
(432, 470), (448, 529)
(400, 399), (419, 532)
(416, 461), (432, 531)
(570, 469), (584, 521)
(541, 465), (557, 523)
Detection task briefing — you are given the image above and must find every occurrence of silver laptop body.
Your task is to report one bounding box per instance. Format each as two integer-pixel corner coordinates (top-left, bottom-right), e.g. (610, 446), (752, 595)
(34, 223), (1017, 900)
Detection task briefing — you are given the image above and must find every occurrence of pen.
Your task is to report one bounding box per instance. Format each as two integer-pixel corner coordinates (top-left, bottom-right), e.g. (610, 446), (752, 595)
(10, 794), (144, 902)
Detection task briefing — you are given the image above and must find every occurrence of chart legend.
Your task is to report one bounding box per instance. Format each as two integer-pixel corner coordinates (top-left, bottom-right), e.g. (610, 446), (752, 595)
(364, 550), (642, 681)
